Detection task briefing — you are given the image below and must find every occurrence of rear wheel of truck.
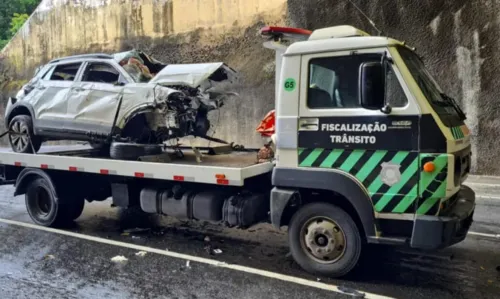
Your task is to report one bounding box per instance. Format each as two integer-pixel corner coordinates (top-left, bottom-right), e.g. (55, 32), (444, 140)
(25, 177), (75, 227)
(288, 202), (362, 278)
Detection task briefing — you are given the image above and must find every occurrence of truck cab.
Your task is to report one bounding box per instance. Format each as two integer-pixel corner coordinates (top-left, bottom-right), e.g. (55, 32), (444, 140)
(264, 25), (475, 276)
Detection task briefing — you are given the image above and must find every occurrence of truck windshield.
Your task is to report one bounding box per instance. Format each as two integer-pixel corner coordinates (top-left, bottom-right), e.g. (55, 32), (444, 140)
(397, 46), (466, 127)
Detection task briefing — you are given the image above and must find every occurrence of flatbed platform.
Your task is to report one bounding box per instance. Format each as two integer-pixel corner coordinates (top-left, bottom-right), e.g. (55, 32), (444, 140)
(0, 146), (274, 186)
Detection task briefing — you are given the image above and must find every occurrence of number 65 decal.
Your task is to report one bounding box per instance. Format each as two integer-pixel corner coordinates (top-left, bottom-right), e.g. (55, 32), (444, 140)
(284, 78), (296, 92)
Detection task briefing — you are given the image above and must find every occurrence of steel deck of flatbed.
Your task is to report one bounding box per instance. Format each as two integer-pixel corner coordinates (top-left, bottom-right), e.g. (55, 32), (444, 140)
(0, 146), (274, 186)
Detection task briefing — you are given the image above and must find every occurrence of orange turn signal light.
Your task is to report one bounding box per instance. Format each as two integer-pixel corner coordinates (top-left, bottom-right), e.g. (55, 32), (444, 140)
(215, 174), (226, 179)
(423, 162), (435, 173)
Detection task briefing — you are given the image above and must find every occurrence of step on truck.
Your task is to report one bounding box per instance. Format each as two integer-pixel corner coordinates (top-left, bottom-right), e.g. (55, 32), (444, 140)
(0, 25), (475, 277)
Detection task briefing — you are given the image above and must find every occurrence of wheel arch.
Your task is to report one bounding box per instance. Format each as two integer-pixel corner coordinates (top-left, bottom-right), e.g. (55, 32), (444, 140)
(271, 167), (376, 238)
(5, 102), (36, 129)
(14, 168), (58, 200)
(117, 104), (157, 130)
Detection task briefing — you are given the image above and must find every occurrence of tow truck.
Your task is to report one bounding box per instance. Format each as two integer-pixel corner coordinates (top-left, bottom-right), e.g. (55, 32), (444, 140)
(0, 25), (475, 277)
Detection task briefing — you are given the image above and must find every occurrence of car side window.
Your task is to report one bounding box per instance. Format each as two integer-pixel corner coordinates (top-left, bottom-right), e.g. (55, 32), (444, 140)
(307, 54), (408, 109)
(82, 62), (120, 84)
(49, 63), (82, 81)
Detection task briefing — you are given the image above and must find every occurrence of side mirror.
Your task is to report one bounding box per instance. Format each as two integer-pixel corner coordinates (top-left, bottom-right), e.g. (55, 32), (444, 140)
(359, 61), (386, 110)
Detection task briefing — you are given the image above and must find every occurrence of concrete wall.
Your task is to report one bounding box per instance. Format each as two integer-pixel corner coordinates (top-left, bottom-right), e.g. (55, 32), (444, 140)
(1, 0), (499, 174)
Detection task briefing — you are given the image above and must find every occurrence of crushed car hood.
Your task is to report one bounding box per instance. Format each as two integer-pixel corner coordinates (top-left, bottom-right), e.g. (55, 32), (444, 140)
(149, 63), (238, 88)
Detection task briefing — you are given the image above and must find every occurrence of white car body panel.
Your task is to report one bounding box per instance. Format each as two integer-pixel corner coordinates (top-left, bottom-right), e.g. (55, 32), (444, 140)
(149, 62), (237, 88)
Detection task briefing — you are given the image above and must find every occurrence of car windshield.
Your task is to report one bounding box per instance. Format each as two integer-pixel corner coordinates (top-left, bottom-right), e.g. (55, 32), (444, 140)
(397, 46), (465, 126)
(113, 50), (165, 83)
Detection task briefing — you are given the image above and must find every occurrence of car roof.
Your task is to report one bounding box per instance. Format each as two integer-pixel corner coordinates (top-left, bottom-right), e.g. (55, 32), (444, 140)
(48, 53), (114, 64)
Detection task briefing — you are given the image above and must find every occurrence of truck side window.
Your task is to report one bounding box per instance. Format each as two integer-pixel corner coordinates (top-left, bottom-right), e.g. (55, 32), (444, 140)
(386, 66), (408, 108)
(307, 54), (408, 109)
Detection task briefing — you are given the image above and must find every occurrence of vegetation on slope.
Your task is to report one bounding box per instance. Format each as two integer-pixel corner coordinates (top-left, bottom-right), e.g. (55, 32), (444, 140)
(0, 0), (41, 50)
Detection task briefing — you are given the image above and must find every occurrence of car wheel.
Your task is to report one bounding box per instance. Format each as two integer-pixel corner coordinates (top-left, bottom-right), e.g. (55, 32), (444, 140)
(288, 203), (362, 278)
(144, 144), (163, 156)
(110, 142), (147, 160)
(8, 115), (41, 153)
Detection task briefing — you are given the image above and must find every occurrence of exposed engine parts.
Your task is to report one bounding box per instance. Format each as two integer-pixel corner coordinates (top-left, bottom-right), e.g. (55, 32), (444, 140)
(140, 186), (268, 228)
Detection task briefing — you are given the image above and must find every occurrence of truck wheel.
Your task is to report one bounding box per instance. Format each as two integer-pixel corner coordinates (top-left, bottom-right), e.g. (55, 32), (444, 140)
(68, 196), (85, 220)
(8, 115), (41, 153)
(25, 177), (71, 227)
(288, 203), (362, 278)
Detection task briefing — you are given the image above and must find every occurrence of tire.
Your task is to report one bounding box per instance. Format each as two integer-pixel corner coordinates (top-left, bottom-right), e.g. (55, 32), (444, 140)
(8, 115), (42, 153)
(25, 177), (71, 227)
(288, 202), (362, 278)
(109, 142), (146, 160)
(143, 144), (163, 156)
(68, 196), (85, 220)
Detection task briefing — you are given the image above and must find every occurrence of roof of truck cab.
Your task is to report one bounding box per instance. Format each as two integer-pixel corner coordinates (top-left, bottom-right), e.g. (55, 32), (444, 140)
(284, 36), (405, 56)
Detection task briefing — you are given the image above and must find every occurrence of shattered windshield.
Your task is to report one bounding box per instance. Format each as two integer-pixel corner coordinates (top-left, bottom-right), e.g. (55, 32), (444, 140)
(113, 50), (161, 83)
(397, 46), (465, 126)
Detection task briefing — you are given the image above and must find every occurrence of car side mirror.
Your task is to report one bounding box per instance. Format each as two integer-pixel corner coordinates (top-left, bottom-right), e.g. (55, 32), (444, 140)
(359, 61), (386, 111)
(114, 81), (126, 86)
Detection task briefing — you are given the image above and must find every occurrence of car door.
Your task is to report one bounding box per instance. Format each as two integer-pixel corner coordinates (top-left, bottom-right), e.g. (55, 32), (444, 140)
(66, 61), (125, 136)
(297, 49), (422, 216)
(30, 62), (83, 132)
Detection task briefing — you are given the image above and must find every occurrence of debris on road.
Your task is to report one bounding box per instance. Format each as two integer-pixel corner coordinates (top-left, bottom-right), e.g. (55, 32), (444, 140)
(338, 286), (365, 298)
(186, 260), (191, 268)
(111, 255), (128, 263)
(124, 228), (151, 234)
(204, 236), (211, 242)
(213, 249), (223, 255)
(135, 251), (147, 257)
(44, 254), (55, 260)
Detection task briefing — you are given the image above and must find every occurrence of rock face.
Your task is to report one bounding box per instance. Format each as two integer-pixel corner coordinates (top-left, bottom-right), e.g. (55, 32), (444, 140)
(1, 0), (499, 174)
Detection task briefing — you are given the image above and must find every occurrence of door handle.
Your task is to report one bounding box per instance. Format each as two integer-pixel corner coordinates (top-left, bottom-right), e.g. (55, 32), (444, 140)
(37, 86), (46, 90)
(298, 118), (319, 131)
(73, 87), (84, 92)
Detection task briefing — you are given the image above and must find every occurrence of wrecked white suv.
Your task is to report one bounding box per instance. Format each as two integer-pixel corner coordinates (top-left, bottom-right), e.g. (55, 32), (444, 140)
(5, 50), (238, 155)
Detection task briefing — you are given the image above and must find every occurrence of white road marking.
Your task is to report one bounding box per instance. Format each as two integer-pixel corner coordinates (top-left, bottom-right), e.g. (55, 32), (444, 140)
(468, 231), (500, 239)
(467, 182), (500, 188)
(0, 218), (394, 299)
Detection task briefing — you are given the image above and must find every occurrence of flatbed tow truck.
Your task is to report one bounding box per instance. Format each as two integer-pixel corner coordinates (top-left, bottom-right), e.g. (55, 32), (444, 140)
(0, 25), (476, 277)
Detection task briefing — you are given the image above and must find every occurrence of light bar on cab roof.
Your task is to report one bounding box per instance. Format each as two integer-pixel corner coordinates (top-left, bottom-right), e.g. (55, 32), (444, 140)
(260, 26), (313, 37)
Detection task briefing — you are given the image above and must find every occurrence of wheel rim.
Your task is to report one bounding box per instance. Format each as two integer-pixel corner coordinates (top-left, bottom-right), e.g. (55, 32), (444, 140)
(300, 216), (347, 264)
(33, 186), (53, 218)
(9, 120), (30, 152)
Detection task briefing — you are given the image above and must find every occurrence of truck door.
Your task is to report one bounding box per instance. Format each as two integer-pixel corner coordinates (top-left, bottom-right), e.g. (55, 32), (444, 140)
(297, 49), (422, 215)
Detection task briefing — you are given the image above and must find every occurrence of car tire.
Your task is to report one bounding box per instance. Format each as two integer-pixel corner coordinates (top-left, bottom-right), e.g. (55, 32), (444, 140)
(8, 115), (42, 153)
(144, 144), (163, 156)
(288, 202), (362, 278)
(110, 142), (147, 160)
(25, 177), (72, 227)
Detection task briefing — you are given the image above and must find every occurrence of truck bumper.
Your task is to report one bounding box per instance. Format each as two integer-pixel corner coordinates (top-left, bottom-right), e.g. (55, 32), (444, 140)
(410, 185), (475, 250)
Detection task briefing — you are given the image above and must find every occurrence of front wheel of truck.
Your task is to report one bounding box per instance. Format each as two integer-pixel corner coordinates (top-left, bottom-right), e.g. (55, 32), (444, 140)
(288, 202), (362, 278)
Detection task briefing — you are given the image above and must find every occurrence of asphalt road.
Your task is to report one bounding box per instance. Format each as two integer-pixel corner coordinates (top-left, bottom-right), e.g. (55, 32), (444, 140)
(0, 147), (498, 299)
